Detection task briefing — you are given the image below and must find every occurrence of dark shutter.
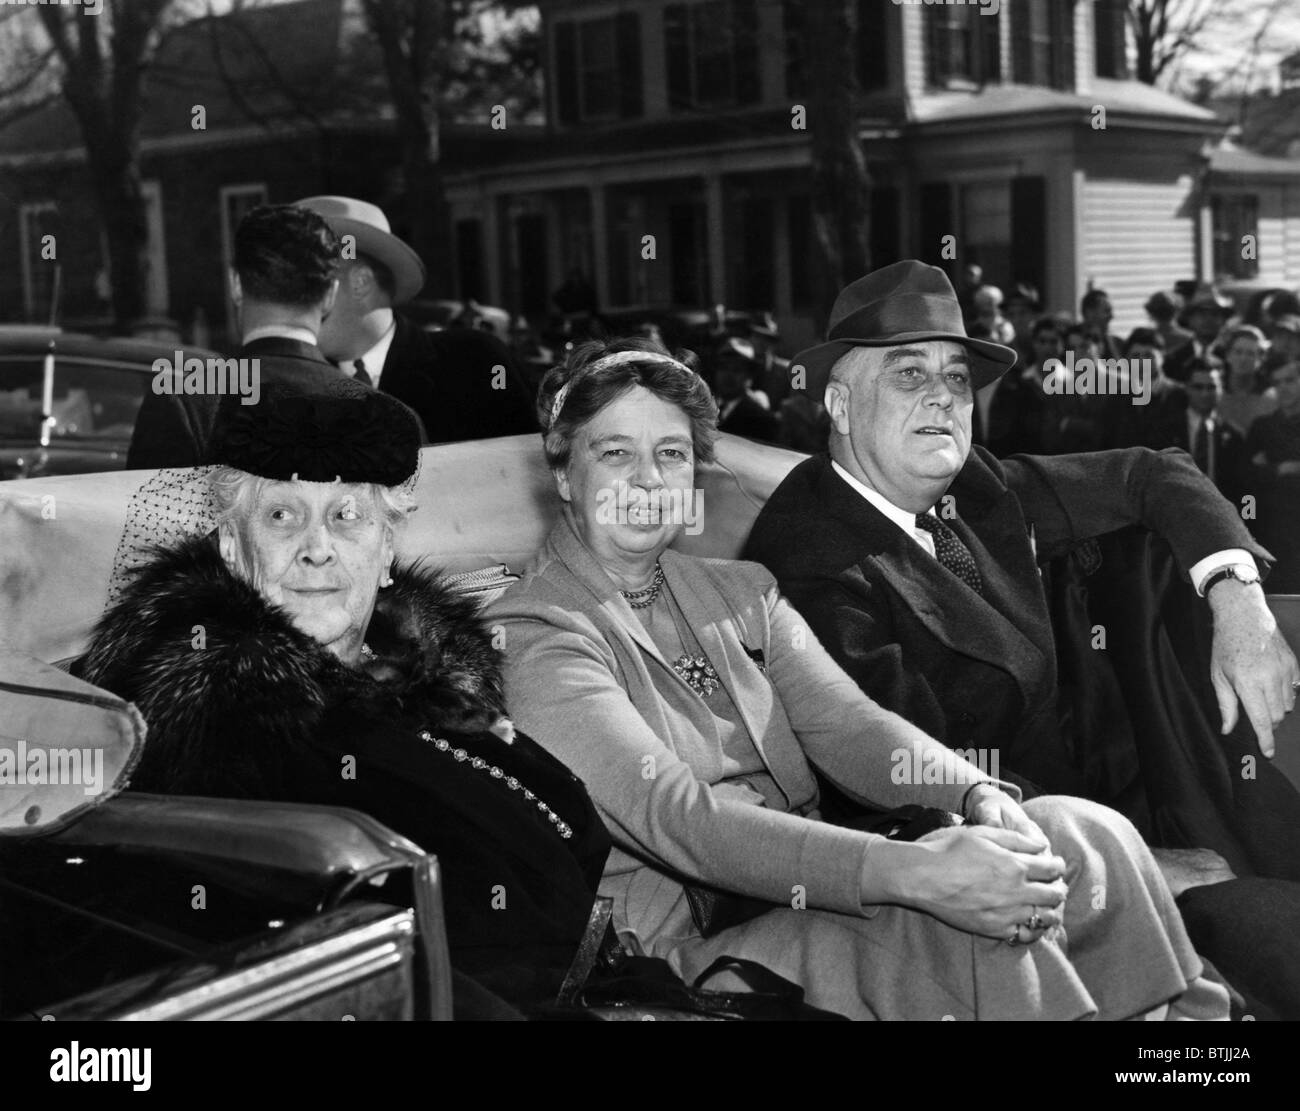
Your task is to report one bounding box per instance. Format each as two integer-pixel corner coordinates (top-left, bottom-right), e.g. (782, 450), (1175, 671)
(1010, 0), (1032, 83)
(979, 9), (1001, 82)
(554, 20), (579, 125)
(918, 182), (953, 269)
(870, 185), (901, 268)
(782, 0), (804, 99)
(856, 0), (888, 92)
(1094, 0), (1128, 79)
(740, 196), (775, 307)
(1010, 176), (1047, 298)
(616, 11), (643, 118)
(733, 0), (760, 104)
(1051, 0), (1075, 90)
(664, 3), (691, 111)
(788, 194), (813, 308)
(454, 219), (484, 302)
(925, 9), (945, 85)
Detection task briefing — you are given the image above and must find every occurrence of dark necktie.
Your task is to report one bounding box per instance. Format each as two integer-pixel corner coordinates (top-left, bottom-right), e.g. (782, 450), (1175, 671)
(353, 358), (373, 387)
(916, 512), (984, 595)
(1192, 416), (1209, 473)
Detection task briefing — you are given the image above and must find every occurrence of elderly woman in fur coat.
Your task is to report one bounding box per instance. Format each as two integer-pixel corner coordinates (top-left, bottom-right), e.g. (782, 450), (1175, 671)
(80, 379), (610, 1019)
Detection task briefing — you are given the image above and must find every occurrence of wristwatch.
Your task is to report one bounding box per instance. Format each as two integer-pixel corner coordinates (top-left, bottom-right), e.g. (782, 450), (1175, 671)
(1199, 564), (1262, 598)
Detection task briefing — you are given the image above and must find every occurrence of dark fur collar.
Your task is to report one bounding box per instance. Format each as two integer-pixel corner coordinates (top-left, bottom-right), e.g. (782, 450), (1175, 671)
(82, 535), (505, 795)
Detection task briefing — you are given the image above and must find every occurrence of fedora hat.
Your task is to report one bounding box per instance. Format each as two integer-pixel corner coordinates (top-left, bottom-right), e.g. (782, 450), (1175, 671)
(793, 260), (1017, 397)
(1178, 281), (1232, 326)
(294, 195), (426, 304)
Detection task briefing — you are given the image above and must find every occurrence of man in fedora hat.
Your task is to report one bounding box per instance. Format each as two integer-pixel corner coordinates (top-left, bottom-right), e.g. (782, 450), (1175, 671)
(1166, 282), (1233, 383)
(708, 335), (779, 444)
(128, 204), (347, 468)
(744, 259), (1300, 1014)
(298, 196), (537, 445)
(745, 261), (1299, 831)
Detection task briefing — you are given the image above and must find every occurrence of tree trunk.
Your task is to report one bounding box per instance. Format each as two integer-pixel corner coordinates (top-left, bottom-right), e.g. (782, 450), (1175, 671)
(804, 0), (871, 322)
(88, 144), (150, 331)
(398, 121), (452, 300)
(36, 3), (165, 334)
(364, 0), (452, 301)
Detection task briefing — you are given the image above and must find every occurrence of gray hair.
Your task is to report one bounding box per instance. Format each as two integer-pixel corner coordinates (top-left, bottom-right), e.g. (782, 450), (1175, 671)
(208, 466), (414, 533)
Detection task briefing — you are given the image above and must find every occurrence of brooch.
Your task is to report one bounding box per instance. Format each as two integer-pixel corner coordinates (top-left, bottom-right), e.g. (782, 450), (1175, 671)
(674, 653), (721, 698)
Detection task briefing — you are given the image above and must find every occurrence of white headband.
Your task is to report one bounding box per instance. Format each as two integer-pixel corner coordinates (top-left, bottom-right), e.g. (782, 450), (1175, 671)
(548, 351), (695, 429)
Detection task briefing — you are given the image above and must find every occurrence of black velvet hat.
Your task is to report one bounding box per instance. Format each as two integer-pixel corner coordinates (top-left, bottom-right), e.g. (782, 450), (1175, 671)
(207, 376), (422, 486)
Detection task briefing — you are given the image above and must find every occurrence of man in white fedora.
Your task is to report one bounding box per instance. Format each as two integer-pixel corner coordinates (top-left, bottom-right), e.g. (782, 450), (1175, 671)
(297, 195), (537, 444)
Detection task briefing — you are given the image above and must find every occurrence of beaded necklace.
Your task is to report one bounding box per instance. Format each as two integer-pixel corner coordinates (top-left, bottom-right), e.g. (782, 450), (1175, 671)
(619, 564), (665, 610)
(417, 730), (573, 840)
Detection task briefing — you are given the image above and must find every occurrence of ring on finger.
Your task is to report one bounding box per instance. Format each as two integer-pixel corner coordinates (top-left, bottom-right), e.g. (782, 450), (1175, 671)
(1006, 924), (1021, 946)
(1027, 911), (1045, 932)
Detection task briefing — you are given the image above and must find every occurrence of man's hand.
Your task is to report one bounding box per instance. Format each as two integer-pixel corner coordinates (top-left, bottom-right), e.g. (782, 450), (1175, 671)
(965, 786), (1051, 853)
(1151, 847), (1236, 899)
(1208, 579), (1300, 758)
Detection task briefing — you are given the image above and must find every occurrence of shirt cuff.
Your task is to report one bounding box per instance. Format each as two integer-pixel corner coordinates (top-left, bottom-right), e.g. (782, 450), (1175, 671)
(1190, 549), (1258, 597)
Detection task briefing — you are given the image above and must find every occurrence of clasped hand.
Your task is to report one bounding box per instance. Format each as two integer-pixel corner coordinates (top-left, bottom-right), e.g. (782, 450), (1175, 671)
(906, 791), (1066, 944)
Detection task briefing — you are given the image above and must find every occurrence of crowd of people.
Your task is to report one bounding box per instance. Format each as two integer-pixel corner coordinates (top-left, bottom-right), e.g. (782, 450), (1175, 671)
(682, 264), (1300, 594)
(87, 200), (1300, 1021)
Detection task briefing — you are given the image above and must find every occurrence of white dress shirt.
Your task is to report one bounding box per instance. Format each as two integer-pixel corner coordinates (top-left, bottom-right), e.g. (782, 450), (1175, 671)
(353, 318), (397, 389)
(829, 459), (1255, 595)
(831, 460), (937, 559)
(241, 324), (318, 346)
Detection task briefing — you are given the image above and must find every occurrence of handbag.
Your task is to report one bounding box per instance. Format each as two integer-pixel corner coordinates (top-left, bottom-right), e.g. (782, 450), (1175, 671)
(683, 804), (963, 938)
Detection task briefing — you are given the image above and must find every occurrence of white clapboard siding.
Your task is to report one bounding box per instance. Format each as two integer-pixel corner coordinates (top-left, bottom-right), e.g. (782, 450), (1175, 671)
(1288, 196), (1300, 284)
(1081, 175), (1197, 332)
(1258, 183), (1300, 286)
(1257, 208), (1289, 287)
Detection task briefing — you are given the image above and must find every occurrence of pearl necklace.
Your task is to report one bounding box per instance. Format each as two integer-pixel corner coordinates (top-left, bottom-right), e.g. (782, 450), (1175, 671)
(417, 730), (573, 840)
(620, 564), (665, 609)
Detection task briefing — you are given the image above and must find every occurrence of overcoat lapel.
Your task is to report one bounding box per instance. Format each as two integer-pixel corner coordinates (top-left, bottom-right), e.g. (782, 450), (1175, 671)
(810, 456), (1054, 711)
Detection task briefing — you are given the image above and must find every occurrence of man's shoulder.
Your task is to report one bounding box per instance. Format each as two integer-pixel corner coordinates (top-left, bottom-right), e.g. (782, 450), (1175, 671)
(747, 455), (885, 574)
(394, 317), (512, 370)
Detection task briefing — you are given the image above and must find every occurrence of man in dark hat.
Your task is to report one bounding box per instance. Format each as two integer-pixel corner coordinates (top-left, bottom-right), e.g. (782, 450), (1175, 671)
(743, 259), (1300, 1013)
(127, 204), (347, 468)
(1144, 289), (1193, 358)
(1166, 282), (1233, 383)
(709, 336), (779, 444)
(298, 195), (538, 445)
(746, 258), (1295, 794)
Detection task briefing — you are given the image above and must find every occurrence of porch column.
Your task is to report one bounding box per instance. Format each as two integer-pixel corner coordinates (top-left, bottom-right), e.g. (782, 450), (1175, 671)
(705, 171), (726, 305)
(1197, 179), (1215, 282)
(482, 188), (503, 307)
(590, 183), (610, 308)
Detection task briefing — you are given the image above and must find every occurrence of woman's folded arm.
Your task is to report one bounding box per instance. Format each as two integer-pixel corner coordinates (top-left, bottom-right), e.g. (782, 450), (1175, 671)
(495, 606), (885, 916)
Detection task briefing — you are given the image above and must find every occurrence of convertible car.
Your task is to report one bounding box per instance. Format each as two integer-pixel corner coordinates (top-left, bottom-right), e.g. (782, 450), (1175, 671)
(1, 433), (1298, 1020)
